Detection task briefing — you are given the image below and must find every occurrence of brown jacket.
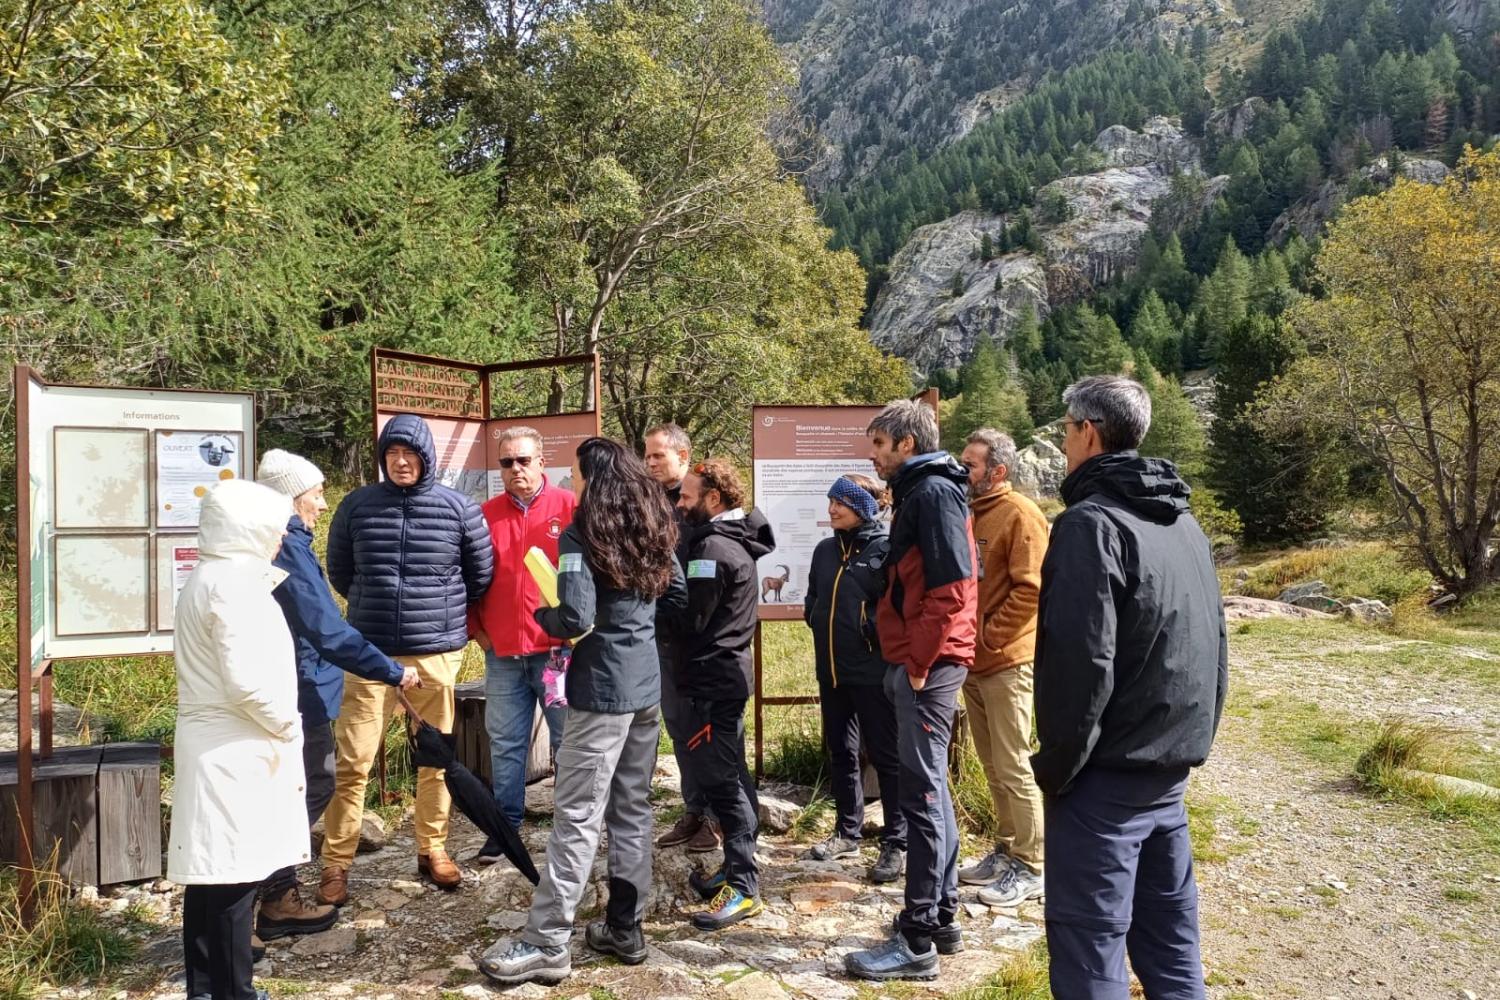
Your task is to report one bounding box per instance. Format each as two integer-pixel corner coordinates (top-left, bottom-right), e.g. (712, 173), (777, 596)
(970, 482), (1049, 674)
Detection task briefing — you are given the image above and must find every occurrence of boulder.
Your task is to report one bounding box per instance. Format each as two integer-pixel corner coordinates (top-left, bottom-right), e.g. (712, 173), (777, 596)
(1095, 116), (1202, 172)
(1268, 154), (1449, 244)
(1011, 438), (1067, 500)
(1340, 597), (1393, 625)
(1221, 596), (1337, 622)
(757, 794), (803, 835)
(1276, 580), (1331, 605)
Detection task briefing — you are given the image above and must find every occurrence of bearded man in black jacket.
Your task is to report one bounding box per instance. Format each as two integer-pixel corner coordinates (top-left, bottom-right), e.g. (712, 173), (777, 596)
(1034, 375), (1229, 1000)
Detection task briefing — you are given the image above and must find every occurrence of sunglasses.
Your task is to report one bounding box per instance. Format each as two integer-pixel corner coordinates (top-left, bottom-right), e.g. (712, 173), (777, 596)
(499, 455), (536, 469)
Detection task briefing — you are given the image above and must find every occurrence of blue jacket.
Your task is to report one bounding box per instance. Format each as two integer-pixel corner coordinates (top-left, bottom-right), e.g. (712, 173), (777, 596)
(326, 414), (495, 655)
(271, 517), (405, 724)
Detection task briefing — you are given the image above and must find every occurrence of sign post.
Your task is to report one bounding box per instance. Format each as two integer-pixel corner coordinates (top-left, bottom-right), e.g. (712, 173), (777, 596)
(749, 392), (938, 779)
(9, 365), (255, 910)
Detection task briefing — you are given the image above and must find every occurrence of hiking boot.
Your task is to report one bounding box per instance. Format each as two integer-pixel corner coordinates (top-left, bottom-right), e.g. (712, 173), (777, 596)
(316, 865), (348, 907)
(474, 836), (504, 866)
(688, 866), (727, 901)
(976, 859), (1045, 907)
(685, 818), (722, 853)
(691, 885), (763, 931)
(657, 812), (704, 848)
(256, 885), (339, 940)
(868, 844), (906, 884)
(844, 934), (939, 981)
(585, 920), (648, 965)
(478, 937), (571, 985)
(890, 914), (963, 955)
(958, 845), (1009, 885)
(418, 848), (462, 891)
(809, 834), (861, 861)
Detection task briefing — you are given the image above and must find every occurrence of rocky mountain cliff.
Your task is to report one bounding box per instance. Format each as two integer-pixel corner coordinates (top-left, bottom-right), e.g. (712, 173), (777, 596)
(766, 0), (1293, 193)
(869, 118), (1224, 373)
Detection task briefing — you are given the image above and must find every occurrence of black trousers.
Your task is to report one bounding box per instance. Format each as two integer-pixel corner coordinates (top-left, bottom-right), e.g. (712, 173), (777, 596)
(819, 680), (906, 849)
(183, 882), (259, 1000)
(684, 697), (760, 897)
(263, 717), (335, 898)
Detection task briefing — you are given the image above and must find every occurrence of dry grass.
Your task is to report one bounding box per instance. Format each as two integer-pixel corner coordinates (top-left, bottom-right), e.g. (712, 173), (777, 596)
(1354, 720), (1500, 837)
(1230, 542), (1433, 607)
(0, 856), (135, 1000)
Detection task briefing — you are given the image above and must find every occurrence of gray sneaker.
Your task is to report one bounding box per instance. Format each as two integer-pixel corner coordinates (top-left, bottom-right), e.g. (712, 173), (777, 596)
(976, 859), (1045, 907)
(958, 845), (1010, 885)
(868, 843), (905, 883)
(810, 834), (861, 861)
(844, 933), (939, 981)
(478, 937), (572, 985)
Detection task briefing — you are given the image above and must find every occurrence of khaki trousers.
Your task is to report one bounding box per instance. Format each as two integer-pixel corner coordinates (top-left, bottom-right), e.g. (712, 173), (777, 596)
(321, 649), (463, 867)
(963, 662), (1045, 871)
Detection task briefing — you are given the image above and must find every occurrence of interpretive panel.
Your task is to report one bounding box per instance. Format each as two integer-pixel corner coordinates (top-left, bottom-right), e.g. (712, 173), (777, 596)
(52, 428), (149, 529)
(154, 535), (200, 632)
(751, 406), (884, 615)
(155, 430), (243, 527)
(54, 535), (150, 637)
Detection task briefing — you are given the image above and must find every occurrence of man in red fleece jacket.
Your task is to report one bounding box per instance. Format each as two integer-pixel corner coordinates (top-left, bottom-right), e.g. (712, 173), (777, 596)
(470, 426), (577, 856)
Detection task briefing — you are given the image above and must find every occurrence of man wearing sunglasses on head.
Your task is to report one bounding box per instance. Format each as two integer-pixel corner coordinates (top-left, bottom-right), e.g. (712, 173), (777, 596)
(469, 426), (577, 857)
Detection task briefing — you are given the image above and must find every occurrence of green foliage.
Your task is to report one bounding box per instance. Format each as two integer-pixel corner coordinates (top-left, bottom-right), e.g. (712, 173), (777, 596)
(1195, 238), (1251, 362)
(946, 336), (1033, 449)
(1236, 542), (1433, 606)
(1127, 290), (1182, 375)
(1138, 361), (1206, 481)
(0, 0), (289, 231)
(1211, 313), (1344, 543)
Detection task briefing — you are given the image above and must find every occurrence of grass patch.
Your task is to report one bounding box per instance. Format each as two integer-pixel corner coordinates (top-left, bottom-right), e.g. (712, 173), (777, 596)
(787, 794), (833, 842)
(951, 736), (999, 838)
(948, 940), (1051, 999)
(1353, 720), (1500, 829)
(1186, 794), (1226, 864)
(0, 863), (136, 1000)
(1442, 886), (1482, 903)
(1232, 542), (1432, 607)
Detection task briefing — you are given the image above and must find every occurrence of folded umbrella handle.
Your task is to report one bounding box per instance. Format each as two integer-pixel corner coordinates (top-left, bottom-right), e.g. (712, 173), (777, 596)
(396, 688), (428, 730)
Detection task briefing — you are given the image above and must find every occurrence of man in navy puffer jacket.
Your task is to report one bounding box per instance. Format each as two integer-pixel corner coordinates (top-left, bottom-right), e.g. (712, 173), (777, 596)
(319, 414), (493, 901)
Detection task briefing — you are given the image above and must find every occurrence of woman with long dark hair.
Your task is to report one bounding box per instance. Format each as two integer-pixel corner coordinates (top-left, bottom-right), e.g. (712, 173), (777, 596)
(480, 437), (687, 987)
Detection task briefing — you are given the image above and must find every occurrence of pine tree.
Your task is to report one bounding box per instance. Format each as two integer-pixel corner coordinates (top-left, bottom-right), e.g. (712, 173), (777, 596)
(1195, 238), (1251, 361)
(948, 335), (1034, 447)
(1151, 233), (1198, 308)
(1210, 314), (1343, 543)
(993, 271), (1005, 294)
(1136, 356), (1207, 481)
(951, 271), (966, 297)
(981, 232), (995, 261)
(1128, 290), (1182, 375)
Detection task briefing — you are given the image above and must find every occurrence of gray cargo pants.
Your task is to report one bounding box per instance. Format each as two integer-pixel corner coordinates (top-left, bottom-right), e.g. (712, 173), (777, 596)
(522, 704), (661, 945)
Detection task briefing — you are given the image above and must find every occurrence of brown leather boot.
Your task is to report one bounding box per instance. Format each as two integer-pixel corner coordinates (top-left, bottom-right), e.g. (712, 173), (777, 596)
(257, 885), (339, 940)
(418, 848), (462, 891)
(316, 865), (349, 907)
(686, 818), (723, 853)
(656, 812), (704, 848)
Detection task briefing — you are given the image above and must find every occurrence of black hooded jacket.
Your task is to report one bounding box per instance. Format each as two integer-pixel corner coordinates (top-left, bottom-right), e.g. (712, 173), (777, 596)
(326, 414), (494, 655)
(1032, 451), (1229, 796)
(660, 508), (776, 701)
(803, 520), (891, 688)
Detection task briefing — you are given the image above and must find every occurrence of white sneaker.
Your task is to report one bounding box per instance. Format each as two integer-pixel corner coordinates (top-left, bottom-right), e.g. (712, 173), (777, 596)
(976, 859), (1044, 907)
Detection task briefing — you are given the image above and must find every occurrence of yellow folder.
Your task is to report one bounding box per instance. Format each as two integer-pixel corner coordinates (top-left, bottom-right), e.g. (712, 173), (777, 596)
(526, 546), (559, 607)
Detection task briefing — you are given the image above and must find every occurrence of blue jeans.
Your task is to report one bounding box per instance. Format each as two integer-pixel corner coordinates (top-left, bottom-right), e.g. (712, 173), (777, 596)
(485, 651), (568, 829)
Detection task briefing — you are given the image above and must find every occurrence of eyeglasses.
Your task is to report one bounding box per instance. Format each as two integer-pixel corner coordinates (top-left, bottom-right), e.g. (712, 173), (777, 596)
(1061, 418), (1086, 433)
(499, 455), (536, 469)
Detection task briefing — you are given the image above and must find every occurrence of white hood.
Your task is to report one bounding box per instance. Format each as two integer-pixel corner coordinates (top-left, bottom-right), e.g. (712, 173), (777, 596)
(198, 479), (292, 562)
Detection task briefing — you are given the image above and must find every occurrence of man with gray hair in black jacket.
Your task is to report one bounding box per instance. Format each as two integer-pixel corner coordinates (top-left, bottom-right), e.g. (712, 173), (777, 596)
(1036, 375), (1228, 1000)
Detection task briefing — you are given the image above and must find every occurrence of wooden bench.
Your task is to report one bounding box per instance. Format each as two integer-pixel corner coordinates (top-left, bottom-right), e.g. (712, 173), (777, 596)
(453, 681), (554, 787)
(0, 742), (161, 886)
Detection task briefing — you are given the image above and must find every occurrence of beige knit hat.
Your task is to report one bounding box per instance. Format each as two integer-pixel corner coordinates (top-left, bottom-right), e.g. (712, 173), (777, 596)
(257, 449), (325, 499)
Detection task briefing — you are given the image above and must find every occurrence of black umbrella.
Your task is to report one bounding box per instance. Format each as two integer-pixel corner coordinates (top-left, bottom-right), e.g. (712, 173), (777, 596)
(398, 691), (540, 885)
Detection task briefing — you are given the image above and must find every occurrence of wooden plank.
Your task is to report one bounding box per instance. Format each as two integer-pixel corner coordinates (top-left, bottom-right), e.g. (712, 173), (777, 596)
(0, 745), (102, 885)
(98, 743), (161, 885)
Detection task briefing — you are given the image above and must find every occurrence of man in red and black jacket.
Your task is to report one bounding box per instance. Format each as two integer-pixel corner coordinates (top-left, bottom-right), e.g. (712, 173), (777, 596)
(845, 399), (978, 983)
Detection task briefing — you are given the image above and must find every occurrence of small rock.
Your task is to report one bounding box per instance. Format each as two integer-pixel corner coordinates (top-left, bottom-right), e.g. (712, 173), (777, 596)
(291, 927), (358, 956)
(780, 973), (857, 1000)
(450, 953), (479, 972)
(486, 910), (529, 930)
(964, 902), (989, 918)
(757, 795), (802, 834)
(390, 879), (426, 898)
(501, 984), (549, 998)
(1327, 880), (1348, 891)
(659, 939), (725, 964)
(367, 888), (414, 911)
(789, 882), (860, 914)
(351, 909), (387, 930)
(152, 879), (176, 893)
(724, 971), (791, 1000)
(459, 985), (491, 999)
(1340, 597), (1393, 625)
(1277, 580), (1332, 605)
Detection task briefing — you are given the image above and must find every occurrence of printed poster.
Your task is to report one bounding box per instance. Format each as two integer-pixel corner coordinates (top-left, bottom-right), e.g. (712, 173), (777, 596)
(156, 430), (243, 527)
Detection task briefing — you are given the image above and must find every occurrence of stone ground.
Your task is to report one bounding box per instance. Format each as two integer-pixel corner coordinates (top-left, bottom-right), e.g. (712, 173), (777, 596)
(30, 618), (1500, 999)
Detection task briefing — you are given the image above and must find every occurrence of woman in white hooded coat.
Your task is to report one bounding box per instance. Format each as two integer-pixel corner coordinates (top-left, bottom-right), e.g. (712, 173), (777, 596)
(169, 479), (312, 1000)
